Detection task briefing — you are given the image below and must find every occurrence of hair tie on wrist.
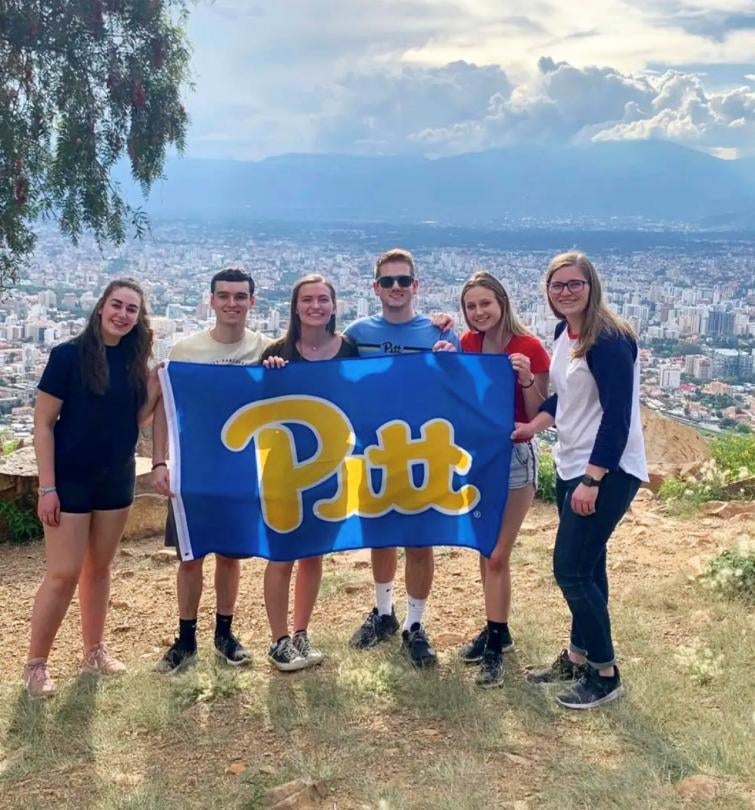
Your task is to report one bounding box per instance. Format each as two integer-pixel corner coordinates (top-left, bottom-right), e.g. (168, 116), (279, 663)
(152, 462), (168, 470)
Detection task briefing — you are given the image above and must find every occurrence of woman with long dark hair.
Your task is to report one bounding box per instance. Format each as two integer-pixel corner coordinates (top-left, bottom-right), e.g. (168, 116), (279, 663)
(457, 271), (550, 687)
(23, 279), (159, 698)
(260, 273), (358, 671)
(514, 253), (647, 709)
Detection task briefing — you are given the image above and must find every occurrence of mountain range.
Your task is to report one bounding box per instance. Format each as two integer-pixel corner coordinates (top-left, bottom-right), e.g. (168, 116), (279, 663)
(120, 141), (755, 229)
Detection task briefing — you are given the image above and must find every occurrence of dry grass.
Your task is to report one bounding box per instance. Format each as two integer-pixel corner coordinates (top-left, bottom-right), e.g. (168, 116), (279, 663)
(0, 502), (753, 809)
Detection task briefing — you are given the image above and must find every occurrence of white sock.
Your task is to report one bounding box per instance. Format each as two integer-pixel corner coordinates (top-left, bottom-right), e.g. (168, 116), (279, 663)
(404, 595), (427, 631)
(375, 581), (394, 616)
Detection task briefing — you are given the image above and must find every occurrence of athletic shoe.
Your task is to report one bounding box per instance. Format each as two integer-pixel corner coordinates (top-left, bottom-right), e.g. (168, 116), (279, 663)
(349, 607), (400, 649)
(401, 623), (438, 668)
(476, 649), (504, 688)
(22, 658), (56, 699)
(459, 626), (514, 664)
(214, 632), (252, 666)
(82, 643), (127, 676)
(459, 627), (488, 664)
(155, 640), (197, 674)
(555, 665), (625, 710)
(526, 649), (585, 684)
(268, 637), (308, 672)
(292, 630), (324, 667)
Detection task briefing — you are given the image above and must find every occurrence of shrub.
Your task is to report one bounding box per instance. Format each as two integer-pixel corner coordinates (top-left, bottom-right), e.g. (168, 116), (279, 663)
(659, 432), (755, 512)
(0, 499), (43, 544)
(711, 433), (755, 478)
(537, 448), (556, 504)
(699, 540), (755, 604)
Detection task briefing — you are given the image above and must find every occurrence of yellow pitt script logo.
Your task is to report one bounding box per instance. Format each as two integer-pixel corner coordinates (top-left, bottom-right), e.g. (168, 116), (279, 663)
(221, 395), (480, 533)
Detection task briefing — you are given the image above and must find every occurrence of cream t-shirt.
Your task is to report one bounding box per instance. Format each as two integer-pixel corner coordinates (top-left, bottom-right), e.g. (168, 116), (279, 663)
(168, 329), (272, 365)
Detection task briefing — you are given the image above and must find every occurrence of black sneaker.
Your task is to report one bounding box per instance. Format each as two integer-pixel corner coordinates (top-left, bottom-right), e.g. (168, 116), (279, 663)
(214, 632), (252, 667)
(155, 640), (197, 674)
(556, 665), (625, 710)
(459, 627), (487, 664)
(526, 649), (585, 684)
(476, 649), (504, 688)
(401, 623), (437, 668)
(349, 607), (400, 649)
(459, 625), (514, 664)
(268, 636), (308, 672)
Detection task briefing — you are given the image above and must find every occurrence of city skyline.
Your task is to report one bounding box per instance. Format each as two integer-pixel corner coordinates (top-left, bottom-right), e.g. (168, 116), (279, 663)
(1, 222), (753, 444)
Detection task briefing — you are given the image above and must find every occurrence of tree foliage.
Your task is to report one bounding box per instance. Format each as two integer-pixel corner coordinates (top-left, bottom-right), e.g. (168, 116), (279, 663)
(0, 0), (192, 290)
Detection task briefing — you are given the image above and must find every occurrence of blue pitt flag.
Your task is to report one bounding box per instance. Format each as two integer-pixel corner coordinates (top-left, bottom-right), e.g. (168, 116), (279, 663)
(160, 352), (515, 562)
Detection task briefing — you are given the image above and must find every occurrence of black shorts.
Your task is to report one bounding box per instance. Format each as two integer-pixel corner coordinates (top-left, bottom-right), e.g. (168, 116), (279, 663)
(57, 458), (136, 514)
(164, 500), (181, 559)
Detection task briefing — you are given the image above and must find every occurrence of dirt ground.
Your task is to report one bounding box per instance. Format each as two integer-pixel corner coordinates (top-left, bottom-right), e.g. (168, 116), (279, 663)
(0, 496), (752, 809)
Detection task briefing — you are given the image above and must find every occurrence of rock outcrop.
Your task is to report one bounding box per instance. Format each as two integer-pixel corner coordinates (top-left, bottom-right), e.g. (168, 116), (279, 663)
(641, 406), (712, 492)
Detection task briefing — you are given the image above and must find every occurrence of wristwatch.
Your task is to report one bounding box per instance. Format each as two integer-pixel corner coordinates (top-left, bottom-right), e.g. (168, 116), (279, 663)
(580, 474), (602, 488)
(38, 485), (57, 496)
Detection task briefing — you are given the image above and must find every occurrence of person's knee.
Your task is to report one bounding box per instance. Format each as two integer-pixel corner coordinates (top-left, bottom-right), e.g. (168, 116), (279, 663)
(45, 568), (80, 597)
(486, 552), (510, 577)
(298, 556), (322, 574)
(405, 547), (433, 567)
(267, 560), (295, 576)
(179, 558), (204, 578)
(215, 555), (240, 573)
(80, 558), (114, 581)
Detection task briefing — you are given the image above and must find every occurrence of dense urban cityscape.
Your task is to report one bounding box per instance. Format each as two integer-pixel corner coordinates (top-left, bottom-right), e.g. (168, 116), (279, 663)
(1, 221), (754, 444)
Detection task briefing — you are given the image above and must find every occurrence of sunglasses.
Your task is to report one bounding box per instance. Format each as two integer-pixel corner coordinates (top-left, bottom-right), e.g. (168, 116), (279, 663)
(377, 275), (414, 289)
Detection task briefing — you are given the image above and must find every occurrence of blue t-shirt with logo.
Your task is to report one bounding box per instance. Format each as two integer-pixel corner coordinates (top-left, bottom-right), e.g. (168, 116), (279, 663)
(343, 314), (459, 356)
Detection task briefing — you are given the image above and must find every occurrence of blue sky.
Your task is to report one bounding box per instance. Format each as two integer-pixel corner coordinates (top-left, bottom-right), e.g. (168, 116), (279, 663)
(183, 0), (755, 160)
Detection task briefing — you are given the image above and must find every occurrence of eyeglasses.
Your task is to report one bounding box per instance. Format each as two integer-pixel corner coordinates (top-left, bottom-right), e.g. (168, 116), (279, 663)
(377, 275), (414, 289)
(548, 279), (590, 295)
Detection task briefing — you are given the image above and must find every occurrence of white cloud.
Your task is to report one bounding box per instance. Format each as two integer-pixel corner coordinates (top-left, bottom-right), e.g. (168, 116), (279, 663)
(329, 59), (755, 157)
(180, 0), (755, 159)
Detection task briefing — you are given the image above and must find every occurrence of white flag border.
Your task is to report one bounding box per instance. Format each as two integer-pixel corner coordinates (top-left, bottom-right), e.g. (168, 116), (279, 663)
(159, 363), (194, 562)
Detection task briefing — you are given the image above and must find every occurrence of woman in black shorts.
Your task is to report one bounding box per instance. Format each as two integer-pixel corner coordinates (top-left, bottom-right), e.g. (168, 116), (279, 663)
(260, 274), (358, 672)
(23, 279), (159, 698)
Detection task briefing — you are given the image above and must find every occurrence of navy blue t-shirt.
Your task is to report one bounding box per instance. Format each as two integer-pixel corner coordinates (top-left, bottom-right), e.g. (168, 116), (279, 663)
(38, 339), (141, 475)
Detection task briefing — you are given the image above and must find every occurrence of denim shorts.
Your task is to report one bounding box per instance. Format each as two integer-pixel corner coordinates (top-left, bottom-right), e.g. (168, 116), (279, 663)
(509, 439), (538, 490)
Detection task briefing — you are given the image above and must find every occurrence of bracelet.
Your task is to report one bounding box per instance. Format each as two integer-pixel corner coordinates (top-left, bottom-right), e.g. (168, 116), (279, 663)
(520, 375), (535, 389)
(152, 462), (168, 470)
(38, 485), (57, 496)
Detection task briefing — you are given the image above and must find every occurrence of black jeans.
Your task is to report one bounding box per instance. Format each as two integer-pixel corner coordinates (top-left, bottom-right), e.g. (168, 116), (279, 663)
(553, 470), (640, 668)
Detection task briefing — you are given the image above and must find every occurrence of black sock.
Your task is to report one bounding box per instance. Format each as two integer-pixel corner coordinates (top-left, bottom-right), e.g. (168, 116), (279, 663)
(215, 613), (233, 639)
(486, 620), (506, 655)
(178, 618), (197, 650)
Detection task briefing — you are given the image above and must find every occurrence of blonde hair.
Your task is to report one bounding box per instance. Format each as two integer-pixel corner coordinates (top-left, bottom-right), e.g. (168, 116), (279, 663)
(460, 271), (532, 341)
(374, 248), (415, 278)
(545, 252), (635, 357)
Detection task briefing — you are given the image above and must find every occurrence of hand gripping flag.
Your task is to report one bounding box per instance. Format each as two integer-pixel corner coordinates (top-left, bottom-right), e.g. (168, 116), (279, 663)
(160, 351), (515, 562)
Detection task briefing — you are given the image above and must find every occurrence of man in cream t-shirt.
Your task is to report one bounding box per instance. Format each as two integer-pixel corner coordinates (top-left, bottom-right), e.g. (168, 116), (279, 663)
(152, 267), (271, 672)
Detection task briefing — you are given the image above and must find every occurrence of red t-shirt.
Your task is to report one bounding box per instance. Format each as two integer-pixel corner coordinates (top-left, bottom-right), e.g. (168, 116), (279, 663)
(460, 331), (550, 436)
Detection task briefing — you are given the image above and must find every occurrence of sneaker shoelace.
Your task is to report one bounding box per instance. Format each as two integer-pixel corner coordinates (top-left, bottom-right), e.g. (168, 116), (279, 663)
(25, 660), (51, 687)
(295, 634), (312, 656)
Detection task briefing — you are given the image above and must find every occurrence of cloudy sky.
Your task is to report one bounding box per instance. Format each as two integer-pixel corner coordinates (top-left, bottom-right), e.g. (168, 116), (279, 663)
(184, 0), (755, 160)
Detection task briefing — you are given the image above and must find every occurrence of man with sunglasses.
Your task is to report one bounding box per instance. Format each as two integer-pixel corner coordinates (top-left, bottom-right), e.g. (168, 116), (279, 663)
(344, 248), (459, 667)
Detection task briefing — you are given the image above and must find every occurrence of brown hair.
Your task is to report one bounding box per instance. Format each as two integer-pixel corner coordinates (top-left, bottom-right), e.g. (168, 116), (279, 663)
(280, 274), (337, 359)
(460, 271), (532, 342)
(78, 278), (153, 403)
(374, 248), (415, 279)
(545, 252), (635, 357)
